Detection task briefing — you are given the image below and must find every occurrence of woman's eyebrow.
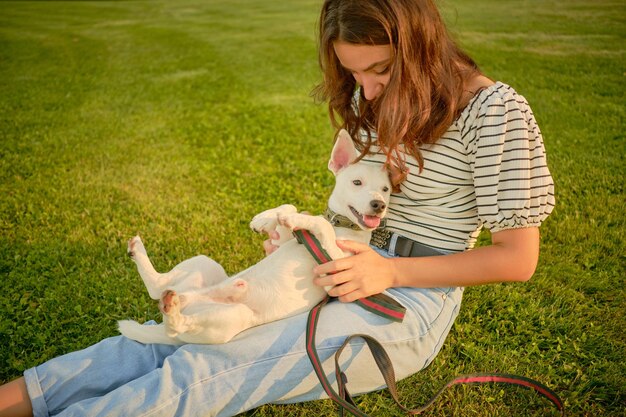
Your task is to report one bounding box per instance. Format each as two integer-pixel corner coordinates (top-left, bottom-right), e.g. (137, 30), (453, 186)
(342, 59), (390, 72)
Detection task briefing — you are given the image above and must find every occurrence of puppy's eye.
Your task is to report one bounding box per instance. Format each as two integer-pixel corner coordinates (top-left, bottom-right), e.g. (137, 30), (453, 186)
(383, 186), (390, 192)
(353, 180), (362, 186)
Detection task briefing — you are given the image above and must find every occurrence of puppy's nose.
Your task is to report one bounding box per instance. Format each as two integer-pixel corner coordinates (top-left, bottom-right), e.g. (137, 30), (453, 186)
(370, 199), (386, 213)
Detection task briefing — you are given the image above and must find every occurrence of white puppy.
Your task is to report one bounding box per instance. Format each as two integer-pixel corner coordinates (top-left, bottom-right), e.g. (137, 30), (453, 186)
(118, 130), (392, 344)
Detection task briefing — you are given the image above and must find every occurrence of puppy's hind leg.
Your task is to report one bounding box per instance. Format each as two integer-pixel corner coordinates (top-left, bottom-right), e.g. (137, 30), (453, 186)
(127, 236), (172, 299)
(160, 279), (251, 343)
(168, 255), (229, 289)
(161, 278), (248, 317)
(161, 292), (256, 344)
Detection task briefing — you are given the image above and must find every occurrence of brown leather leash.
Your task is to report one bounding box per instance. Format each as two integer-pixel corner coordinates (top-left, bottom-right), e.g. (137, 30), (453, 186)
(294, 229), (565, 416)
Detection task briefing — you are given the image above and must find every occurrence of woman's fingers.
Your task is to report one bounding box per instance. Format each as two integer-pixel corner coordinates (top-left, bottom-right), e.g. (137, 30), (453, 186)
(313, 240), (395, 301)
(263, 230), (282, 255)
(263, 239), (278, 255)
(335, 239), (372, 254)
(313, 256), (352, 276)
(328, 281), (360, 300)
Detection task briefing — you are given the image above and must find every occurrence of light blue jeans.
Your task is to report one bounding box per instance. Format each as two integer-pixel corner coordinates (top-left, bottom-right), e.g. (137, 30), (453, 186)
(23, 247), (463, 417)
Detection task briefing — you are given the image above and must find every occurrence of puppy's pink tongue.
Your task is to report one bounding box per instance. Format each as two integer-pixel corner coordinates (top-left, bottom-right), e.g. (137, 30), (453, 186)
(363, 215), (381, 228)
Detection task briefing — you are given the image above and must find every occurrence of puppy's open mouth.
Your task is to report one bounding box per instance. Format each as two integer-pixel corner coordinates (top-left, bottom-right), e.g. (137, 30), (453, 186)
(349, 206), (382, 229)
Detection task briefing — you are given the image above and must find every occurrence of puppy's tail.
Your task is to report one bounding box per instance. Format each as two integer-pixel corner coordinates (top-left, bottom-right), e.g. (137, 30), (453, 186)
(117, 320), (182, 345)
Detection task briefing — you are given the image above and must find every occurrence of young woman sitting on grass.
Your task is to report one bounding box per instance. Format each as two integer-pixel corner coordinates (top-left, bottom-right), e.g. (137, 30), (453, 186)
(0, 0), (554, 416)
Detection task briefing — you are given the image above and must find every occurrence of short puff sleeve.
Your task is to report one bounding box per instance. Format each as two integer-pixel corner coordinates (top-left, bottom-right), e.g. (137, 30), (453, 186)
(462, 84), (555, 233)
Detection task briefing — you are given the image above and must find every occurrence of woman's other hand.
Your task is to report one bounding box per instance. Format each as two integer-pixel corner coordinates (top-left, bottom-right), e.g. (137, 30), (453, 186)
(263, 230), (281, 255)
(313, 240), (396, 302)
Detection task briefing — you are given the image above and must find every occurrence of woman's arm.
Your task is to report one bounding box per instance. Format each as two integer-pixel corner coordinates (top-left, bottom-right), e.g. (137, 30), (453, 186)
(313, 227), (540, 302)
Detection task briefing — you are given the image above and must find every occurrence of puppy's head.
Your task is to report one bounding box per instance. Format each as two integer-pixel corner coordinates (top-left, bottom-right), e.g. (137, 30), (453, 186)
(328, 130), (392, 230)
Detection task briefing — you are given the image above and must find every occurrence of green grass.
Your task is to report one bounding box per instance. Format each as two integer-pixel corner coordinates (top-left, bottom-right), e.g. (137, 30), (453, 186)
(0, 0), (624, 415)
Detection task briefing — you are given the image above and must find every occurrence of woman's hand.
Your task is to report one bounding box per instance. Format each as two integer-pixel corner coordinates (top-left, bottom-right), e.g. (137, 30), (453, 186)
(263, 230), (281, 255)
(313, 240), (397, 302)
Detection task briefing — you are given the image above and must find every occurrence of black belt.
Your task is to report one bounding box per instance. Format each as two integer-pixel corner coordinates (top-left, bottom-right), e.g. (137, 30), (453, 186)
(370, 229), (444, 257)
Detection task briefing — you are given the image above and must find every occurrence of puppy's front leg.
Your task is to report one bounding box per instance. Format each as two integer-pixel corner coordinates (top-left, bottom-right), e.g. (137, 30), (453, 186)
(250, 204), (297, 233)
(250, 204), (298, 246)
(278, 214), (344, 259)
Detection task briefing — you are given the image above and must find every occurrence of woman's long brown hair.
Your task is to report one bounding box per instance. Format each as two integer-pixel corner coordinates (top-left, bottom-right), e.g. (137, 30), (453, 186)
(313, 0), (480, 186)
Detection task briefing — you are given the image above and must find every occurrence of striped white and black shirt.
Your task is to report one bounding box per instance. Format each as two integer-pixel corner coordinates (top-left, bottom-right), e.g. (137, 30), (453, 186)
(361, 82), (555, 252)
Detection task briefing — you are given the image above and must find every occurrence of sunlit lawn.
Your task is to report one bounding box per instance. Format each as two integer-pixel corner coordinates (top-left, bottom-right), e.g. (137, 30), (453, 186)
(0, 0), (623, 415)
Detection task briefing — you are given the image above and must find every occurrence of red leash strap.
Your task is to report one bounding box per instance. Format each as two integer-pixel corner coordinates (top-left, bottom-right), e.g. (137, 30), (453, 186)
(306, 297), (371, 417)
(297, 229), (565, 416)
(444, 374), (565, 412)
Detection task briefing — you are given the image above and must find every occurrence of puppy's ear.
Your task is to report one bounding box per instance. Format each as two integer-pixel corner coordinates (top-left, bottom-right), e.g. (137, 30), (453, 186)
(328, 129), (358, 174)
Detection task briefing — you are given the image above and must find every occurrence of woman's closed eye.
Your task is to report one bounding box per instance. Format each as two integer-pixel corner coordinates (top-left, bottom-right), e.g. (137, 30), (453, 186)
(373, 66), (389, 75)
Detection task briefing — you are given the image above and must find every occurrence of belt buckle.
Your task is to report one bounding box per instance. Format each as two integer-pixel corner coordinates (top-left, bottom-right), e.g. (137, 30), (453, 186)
(370, 228), (392, 249)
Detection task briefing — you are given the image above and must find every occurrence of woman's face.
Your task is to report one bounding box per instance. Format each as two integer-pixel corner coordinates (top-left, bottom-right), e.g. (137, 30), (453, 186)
(333, 41), (392, 101)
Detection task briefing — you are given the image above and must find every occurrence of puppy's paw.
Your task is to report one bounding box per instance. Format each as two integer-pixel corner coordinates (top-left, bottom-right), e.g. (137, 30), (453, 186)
(160, 290), (189, 336)
(159, 289), (180, 315)
(277, 213), (310, 231)
(127, 236), (145, 259)
(250, 215), (278, 234)
(250, 204), (297, 233)
(277, 214), (297, 230)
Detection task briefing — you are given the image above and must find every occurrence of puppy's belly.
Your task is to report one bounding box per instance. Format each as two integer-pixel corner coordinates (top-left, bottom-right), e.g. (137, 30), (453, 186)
(237, 242), (327, 321)
(167, 270), (213, 294)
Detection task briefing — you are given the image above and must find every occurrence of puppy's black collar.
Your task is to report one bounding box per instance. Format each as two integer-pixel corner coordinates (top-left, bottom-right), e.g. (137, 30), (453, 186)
(323, 207), (362, 230)
(324, 207), (386, 231)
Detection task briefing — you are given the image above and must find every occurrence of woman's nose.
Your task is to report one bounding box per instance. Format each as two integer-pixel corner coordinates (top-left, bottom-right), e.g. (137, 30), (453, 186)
(360, 75), (382, 100)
